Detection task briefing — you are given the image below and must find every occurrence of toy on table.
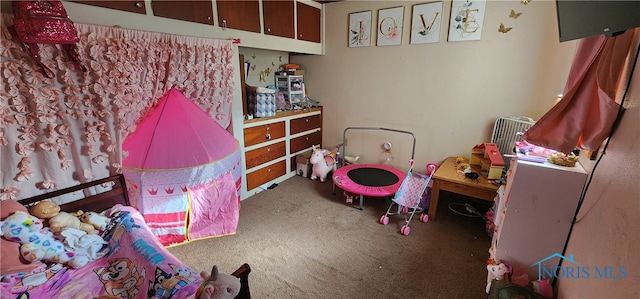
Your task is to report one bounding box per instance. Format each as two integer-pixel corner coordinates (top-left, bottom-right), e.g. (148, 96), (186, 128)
(30, 200), (96, 234)
(0, 211), (89, 268)
(195, 265), (241, 299)
(309, 145), (336, 182)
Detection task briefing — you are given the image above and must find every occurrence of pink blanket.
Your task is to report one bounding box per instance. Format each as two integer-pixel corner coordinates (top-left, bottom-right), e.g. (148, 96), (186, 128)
(1, 206), (203, 298)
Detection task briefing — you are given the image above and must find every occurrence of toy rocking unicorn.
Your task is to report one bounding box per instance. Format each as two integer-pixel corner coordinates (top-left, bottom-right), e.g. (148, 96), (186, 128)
(309, 145), (336, 182)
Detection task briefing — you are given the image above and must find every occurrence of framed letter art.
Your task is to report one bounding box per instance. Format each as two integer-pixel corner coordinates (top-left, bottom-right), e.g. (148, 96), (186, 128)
(349, 11), (372, 48)
(377, 7), (404, 46)
(410, 2), (443, 44)
(448, 0), (486, 42)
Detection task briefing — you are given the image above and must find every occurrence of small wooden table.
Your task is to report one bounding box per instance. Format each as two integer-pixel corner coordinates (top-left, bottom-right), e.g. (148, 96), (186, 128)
(428, 157), (500, 220)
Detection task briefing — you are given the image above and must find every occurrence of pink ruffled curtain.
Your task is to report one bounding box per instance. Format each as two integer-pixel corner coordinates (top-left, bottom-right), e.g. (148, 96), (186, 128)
(522, 28), (638, 153)
(0, 13), (235, 201)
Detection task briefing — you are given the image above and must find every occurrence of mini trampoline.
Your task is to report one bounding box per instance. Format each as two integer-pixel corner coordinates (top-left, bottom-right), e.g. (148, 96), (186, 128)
(333, 163), (406, 209)
(332, 127), (416, 210)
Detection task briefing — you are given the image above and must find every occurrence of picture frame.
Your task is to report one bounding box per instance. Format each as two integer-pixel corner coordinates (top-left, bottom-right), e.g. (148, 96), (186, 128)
(348, 10), (372, 48)
(447, 0), (487, 42)
(410, 2), (444, 45)
(377, 7), (404, 46)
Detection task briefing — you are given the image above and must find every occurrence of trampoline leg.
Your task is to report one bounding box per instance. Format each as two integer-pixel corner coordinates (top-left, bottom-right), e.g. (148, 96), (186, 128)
(359, 195), (363, 210)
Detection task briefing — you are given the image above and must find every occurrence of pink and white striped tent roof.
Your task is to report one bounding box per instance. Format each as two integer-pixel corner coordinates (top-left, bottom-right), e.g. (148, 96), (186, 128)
(122, 88), (241, 246)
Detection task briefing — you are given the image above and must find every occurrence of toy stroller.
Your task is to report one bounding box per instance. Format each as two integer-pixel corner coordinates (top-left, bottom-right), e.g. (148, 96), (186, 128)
(379, 160), (437, 236)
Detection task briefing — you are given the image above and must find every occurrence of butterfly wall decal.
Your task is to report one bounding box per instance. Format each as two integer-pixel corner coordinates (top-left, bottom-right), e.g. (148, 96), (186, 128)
(510, 9), (522, 19)
(521, 0), (531, 5)
(499, 23), (512, 34)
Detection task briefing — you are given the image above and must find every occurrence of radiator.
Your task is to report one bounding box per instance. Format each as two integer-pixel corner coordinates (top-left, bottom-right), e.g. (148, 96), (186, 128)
(491, 116), (535, 167)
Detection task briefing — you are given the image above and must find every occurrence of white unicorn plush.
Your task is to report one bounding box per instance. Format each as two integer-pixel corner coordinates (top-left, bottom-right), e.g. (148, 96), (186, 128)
(309, 145), (336, 182)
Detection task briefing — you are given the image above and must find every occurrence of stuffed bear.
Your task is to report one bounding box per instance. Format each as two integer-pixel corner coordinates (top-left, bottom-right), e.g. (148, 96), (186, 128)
(30, 200), (96, 235)
(0, 210), (88, 268)
(195, 265), (241, 299)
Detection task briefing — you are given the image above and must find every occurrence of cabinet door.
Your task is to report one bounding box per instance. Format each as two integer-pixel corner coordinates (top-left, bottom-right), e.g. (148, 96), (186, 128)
(296, 2), (321, 43)
(69, 1), (146, 14)
(151, 1), (214, 25)
(217, 0), (260, 33)
(263, 0), (295, 38)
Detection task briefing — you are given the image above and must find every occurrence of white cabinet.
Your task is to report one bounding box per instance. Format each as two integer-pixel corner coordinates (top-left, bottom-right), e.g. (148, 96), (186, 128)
(488, 159), (587, 281)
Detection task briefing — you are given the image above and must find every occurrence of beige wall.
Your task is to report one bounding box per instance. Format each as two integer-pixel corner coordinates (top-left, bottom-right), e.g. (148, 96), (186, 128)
(555, 48), (639, 298)
(292, 0), (577, 169)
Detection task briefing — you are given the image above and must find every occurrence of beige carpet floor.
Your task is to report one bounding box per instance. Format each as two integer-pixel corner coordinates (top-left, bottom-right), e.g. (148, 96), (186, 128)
(168, 175), (492, 298)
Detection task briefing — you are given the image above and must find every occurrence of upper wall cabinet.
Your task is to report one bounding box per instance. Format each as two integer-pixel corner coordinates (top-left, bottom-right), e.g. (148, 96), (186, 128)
(216, 0), (261, 33)
(297, 2), (321, 43)
(152, 1), (214, 25)
(263, 0), (295, 39)
(68, 1), (146, 14)
(62, 0), (323, 54)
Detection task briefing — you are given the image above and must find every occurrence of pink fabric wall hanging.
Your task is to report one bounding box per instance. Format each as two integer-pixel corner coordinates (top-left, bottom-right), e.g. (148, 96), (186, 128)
(523, 28), (638, 153)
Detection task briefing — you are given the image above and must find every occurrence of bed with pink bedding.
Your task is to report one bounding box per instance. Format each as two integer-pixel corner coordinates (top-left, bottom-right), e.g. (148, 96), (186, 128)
(0, 175), (251, 299)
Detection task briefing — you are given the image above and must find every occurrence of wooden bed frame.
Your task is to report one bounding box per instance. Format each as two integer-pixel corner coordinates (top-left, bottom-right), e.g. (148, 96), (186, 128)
(17, 174), (251, 299)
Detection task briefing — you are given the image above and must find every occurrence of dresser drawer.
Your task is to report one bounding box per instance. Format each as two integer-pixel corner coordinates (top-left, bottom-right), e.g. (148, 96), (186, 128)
(290, 114), (321, 135)
(244, 121), (285, 147)
(246, 160), (286, 190)
(245, 141), (286, 169)
(290, 131), (322, 153)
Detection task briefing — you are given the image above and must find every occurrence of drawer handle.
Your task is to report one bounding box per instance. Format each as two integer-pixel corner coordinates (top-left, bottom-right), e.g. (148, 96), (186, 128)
(265, 133), (271, 140)
(305, 119), (309, 122)
(135, 1), (143, 8)
(268, 168), (271, 172)
(305, 137), (309, 140)
(267, 147), (271, 152)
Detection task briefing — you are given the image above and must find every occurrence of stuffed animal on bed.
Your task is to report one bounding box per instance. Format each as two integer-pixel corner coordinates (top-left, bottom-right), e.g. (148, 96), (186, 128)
(195, 265), (241, 299)
(0, 210), (88, 268)
(77, 211), (111, 231)
(30, 200), (96, 235)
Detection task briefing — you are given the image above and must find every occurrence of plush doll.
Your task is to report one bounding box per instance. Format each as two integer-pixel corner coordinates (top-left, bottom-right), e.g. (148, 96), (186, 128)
(309, 145), (336, 182)
(77, 211), (110, 231)
(0, 211), (88, 268)
(195, 265), (241, 299)
(1, 200), (44, 275)
(486, 262), (510, 293)
(30, 200), (96, 235)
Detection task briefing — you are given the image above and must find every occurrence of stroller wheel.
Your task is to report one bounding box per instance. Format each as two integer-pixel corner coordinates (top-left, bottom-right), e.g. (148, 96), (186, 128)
(401, 225), (411, 236)
(380, 215), (389, 225)
(420, 214), (429, 223)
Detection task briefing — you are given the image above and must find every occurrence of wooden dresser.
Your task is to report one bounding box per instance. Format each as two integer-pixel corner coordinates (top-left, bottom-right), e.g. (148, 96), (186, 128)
(242, 107), (322, 198)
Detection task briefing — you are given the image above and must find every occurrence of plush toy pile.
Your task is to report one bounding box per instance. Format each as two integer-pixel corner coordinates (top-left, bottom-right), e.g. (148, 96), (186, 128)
(0, 200), (111, 269)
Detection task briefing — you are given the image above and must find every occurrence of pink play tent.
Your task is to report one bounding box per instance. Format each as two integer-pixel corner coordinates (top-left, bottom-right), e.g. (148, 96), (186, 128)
(122, 88), (242, 246)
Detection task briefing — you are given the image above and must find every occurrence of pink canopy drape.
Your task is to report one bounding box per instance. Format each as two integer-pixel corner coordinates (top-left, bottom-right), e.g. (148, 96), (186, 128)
(0, 13), (235, 201)
(522, 28), (638, 153)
